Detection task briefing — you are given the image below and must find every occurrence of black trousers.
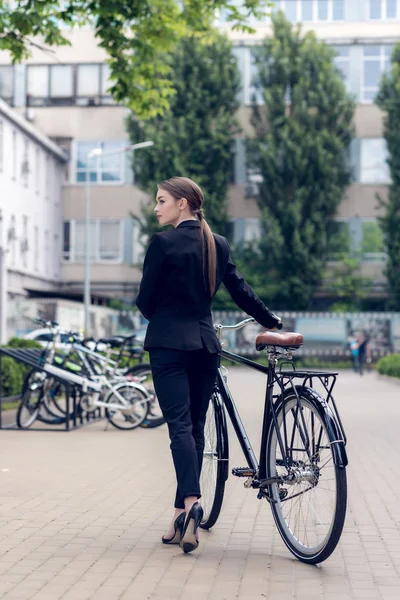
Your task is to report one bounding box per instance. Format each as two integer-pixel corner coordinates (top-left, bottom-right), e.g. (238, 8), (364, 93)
(149, 347), (219, 509)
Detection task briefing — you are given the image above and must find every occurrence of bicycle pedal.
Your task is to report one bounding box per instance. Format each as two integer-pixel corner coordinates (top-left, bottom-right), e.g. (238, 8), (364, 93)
(232, 467), (255, 478)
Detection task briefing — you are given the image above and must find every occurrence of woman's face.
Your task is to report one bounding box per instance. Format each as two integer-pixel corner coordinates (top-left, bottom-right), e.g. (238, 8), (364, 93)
(154, 188), (181, 227)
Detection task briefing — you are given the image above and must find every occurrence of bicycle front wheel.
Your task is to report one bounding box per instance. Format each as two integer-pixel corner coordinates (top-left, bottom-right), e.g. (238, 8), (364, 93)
(200, 392), (228, 530)
(125, 364), (165, 428)
(266, 392), (347, 564)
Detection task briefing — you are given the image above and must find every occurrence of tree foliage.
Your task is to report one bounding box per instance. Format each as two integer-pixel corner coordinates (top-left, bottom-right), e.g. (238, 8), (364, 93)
(127, 32), (241, 238)
(376, 44), (400, 309)
(246, 12), (355, 309)
(0, 0), (271, 118)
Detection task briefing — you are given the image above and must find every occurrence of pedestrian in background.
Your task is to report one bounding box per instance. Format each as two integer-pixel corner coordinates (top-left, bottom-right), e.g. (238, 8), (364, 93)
(136, 176), (280, 553)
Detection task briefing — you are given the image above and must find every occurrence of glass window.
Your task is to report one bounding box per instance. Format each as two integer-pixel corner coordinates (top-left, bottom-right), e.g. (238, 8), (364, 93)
(99, 221), (121, 260)
(327, 220), (350, 259)
(301, 0), (313, 20)
(285, 0), (298, 21)
(360, 138), (390, 184)
(76, 142), (99, 182)
(63, 221), (71, 261)
(370, 0), (381, 18)
(333, 46), (350, 86)
(50, 65), (73, 101)
(75, 141), (124, 183)
(317, 0), (329, 19)
(332, 0), (344, 20)
(0, 65), (13, 104)
(27, 66), (48, 105)
(77, 64), (100, 97)
(74, 221), (96, 261)
(361, 221), (385, 261)
(387, 0), (397, 17)
(362, 46), (393, 102)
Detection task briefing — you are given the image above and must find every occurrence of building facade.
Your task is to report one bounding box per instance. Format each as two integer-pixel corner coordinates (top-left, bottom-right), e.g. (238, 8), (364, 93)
(0, 98), (67, 342)
(0, 0), (399, 304)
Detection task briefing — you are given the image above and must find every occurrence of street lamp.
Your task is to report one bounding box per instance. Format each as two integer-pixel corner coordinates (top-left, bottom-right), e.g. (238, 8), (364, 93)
(83, 141), (154, 336)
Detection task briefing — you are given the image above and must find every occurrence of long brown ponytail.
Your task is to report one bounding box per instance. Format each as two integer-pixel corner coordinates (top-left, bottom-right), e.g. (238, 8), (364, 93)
(158, 177), (217, 296)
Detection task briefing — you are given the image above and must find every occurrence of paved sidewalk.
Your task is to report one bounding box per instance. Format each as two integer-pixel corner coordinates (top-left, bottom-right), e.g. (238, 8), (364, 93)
(0, 369), (400, 599)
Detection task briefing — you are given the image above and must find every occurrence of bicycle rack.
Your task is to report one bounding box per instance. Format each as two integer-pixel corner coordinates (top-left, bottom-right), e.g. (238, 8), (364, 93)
(0, 348), (103, 432)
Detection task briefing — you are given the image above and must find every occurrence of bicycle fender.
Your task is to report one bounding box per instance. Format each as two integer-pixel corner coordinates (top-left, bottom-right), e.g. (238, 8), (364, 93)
(283, 386), (348, 468)
(213, 393), (229, 482)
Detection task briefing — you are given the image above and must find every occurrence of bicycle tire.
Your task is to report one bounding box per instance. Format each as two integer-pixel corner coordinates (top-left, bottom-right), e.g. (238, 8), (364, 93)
(125, 364), (165, 428)
(16, 386), (42, 429)
(266, 390), (347, 564)
(200, 392), (229, 530)
(105, 383), (149, 430)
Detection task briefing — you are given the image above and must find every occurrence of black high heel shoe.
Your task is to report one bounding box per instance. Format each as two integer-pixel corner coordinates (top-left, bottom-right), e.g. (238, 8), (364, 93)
(180, 502), (203, 553)
(162, 512), (185, 545)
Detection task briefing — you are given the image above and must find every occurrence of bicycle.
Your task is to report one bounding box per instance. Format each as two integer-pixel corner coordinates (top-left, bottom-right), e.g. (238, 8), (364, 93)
(200, 317), (347, 564)
(17, 322), (151, 430)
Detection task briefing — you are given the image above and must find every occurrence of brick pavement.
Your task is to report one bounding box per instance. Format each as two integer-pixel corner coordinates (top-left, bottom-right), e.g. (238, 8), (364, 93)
(0, 368), (399, 599)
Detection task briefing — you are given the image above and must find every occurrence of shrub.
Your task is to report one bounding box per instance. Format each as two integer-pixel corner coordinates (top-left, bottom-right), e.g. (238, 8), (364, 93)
(0, 356), (24, 397)
(376, 354), (400, 378)
(1, 338), (43, 398)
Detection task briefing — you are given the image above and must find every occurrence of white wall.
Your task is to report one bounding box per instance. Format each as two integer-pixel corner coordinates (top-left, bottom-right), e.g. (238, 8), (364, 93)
(0, 100), (67, 341)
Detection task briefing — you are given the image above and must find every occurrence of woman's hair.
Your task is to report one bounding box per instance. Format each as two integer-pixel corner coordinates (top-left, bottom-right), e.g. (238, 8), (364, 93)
(158, 176), (217, 296)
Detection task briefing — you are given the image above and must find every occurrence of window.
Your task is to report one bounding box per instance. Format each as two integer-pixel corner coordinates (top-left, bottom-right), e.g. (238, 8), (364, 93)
(34, 226), (39, 271)
(369, 0), (398, 19)
(35, 148), (40, 193)
(275, 0), (344, 22)
(22, 138), (29, 187)
(27, 66), (49, 106)
(333, 46), (350, 88)
(63, 219), (123, 263)
(12, 130), (17, 179)
(0, 65), (13, 105)
(63, 221), (71, 261)
(50, 65), (73, 104)
(360, 138), (390, 184)
(100, 64), (115, 104)
(0, 120), (3, 172)
(327, 220), (351, 259)
(249, 48), (264, 105)
(26, 63), (115, 107)
(44, 230), (49, 274)
(361, 220), (385, 262)
(76, 64), (100, 103)
(362, 45), (393, 102)
(75, 141), (126, 183)
(22, 215), (28, 268)
(9, 215), (16, 265)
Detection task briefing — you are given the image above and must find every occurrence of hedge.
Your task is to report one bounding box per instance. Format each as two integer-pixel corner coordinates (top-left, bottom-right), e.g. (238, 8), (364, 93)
(376, 354), (400, 379)
(0, 338), (42, 398)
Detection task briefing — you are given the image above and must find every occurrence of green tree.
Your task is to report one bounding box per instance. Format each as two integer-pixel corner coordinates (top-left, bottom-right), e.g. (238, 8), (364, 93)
(0, 0), (270, 118)
(376, 44), (400, 309)
(324, 255), (371, 312)
(128, 32), (241, 236)
(246, 12), (355, 309)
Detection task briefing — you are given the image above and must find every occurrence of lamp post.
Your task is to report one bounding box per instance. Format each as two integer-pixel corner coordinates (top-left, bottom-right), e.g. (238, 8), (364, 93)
(83, 141), (154, 336)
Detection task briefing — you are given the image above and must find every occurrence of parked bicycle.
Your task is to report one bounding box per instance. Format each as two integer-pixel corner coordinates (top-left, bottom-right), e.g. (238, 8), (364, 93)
(17, 320), (152, 430)
(200, 318), (347, 564)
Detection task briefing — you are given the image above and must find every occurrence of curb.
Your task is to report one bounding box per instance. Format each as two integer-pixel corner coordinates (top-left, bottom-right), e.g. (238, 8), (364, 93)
(376, 373), (400, 386)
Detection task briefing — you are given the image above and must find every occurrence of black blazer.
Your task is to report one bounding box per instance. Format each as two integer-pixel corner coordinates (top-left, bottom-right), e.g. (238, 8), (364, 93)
(135, 220), (279, 352)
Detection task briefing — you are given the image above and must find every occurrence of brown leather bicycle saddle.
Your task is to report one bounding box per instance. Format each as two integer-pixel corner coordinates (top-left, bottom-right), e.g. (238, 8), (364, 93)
(256, 331), (304, 352)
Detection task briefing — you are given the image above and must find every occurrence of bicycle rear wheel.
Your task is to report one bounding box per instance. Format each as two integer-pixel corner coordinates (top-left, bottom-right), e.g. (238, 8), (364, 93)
(105, 384), (149, 430)
(125, 364), (165, 428)
(266, 392), (347, 564)
(200, 392), (228, 530)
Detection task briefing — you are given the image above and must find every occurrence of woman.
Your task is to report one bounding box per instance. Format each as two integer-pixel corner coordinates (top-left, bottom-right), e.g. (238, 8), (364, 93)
(136, 176), (280, 553)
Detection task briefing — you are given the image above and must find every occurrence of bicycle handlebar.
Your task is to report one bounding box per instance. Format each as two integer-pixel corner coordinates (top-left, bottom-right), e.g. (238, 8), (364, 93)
(214, 316), (282, 341)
